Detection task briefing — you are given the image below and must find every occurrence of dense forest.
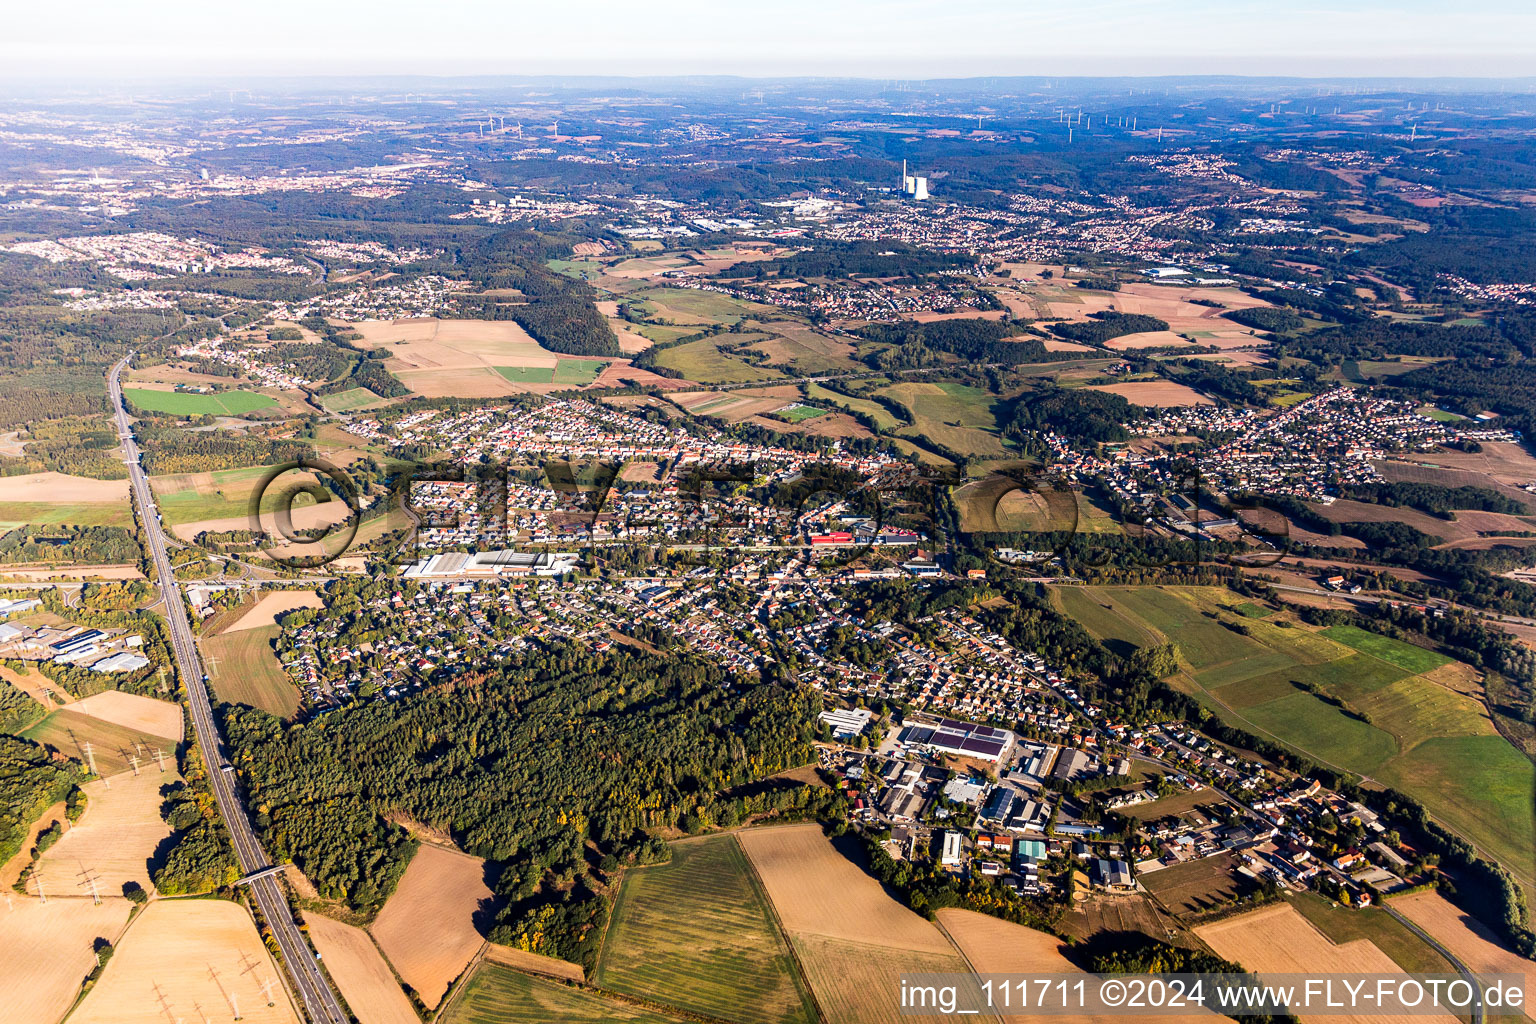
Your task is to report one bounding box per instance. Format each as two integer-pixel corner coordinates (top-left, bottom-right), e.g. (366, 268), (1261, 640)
(857, 318), (1047, 370)
(221, 647), (818, 957)
(134, 424), (314, 474)
(1049, 311), (1168, 345)
(0, 524), (142, 565)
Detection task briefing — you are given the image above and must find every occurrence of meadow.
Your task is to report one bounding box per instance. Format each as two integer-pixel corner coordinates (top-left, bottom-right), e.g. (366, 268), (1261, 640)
(320, 387), (383, 413)
(595, 835), (815, 1024)
(654, 337), (783, 383)
(19, 707), (180, 777)
(1055, 585), (1536, 896)
(124, 387), (279, 416)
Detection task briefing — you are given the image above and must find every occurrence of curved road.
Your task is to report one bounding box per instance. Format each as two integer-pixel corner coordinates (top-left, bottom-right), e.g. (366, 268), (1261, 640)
(110, 356), (347, 1024)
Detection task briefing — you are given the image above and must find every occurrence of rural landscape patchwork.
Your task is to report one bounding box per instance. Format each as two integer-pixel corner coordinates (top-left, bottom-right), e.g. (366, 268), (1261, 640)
(3, 20), (1536, 1024)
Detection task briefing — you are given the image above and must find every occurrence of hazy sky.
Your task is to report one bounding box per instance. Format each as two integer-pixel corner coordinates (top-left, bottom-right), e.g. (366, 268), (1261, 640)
(7, 0), (1535, 79)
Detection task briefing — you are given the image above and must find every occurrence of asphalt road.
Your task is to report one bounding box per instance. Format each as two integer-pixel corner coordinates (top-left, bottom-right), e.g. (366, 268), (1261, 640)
(110, 356), (347, 1024)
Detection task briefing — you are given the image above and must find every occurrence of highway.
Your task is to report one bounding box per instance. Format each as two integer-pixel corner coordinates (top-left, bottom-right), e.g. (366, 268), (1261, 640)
(110, 356), (348, 1024)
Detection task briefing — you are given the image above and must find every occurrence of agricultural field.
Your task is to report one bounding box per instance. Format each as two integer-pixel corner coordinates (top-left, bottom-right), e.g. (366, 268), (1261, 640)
(153, 464), (357, 537)
(305, 913), (418, 1024)
(878, 381), (1012, 459)
(1085, 380), (1213, 407)
(37, 767), (178, 898)
(441, 961), (691, 1024)
(1138, 853), (1259, 918)
(320, 387), (384, 413)
(0, 472), (134, 530)
(369, 844), (493, 1010)
(805, 383), (902, 430)
(594, 834), (815, 1024)
(1388, 890), (1535, 1017)
(654, 337), (783, 384)
(954, 475), (1122, 535)
(203, 625), (301, 718)
(0, 897), (132, 1024)
(630, 287), (775, 325)
(124, 387), (279, 416)
(1056, 585), (1536, 895)
(938, 908), (1209, 1024)
(69, 898), (299, 1024)
(738, 824), (976, 1024)
(1196, 903), (1457, 1024)
(223, 589), (325, 632)
(745, 321), (859, 375)
(1287, 894), (1456, 977)
(19, 707), (180, 777)
(348, 317), (569, 398)
(66, 691), (182, 739)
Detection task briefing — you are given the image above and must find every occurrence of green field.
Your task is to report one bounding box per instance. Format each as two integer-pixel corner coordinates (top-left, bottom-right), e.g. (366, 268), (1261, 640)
(203, 624), (300, 718)
(654, 338), (782, 384)
(20, 708), (180, 776)
(553, 360), (607, 385)
(319, 388), (382, 413)
(880, 381), (1012, 458)
(151, 464), (337, 527)
(1321, 624), (1451, 675)
(443, 963), (689, 1024)
(1057, 585), (1536, 892)
(125, 388), (279, 416)
(495, 365), (555, 384)
(595, 835), (815, 1024)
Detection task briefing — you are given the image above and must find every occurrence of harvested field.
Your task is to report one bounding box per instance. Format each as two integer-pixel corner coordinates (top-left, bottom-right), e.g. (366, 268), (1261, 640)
(21, 707), (180, 777)
(1196, 903), (1455, 1024)
(745, 411), (871, 439)
(0, 799), (65, 890)
(370, 844), (492, 1009)
(1397, 442), (1536, 487)
(223, 589), (324, 632)
(69, 898), (298, 1024)
(738, 824), (954, 953)
(789, 932), (979, 1024)
(37, 767), (177, 897)
(65, 691), (182, 740)
(740, 825), (975, 1024)
(1086, 381), (1213, 407)
(0, 472), (127, 503)
(1309, 498), (1471, 543)
(306, 914), (418, 1024)
(442, 961), (689, 1024)
(1139, 852), (1256, 917)
(484, 943), (585, 983)
(939, 909), (1211, 1023)
(1389, 890), (1535, 1014)
(595, 834), (814, 1024)
(1058, 893), (1178, 946)
(0, 897), (132, 1024)
(591, 362), (696, 390)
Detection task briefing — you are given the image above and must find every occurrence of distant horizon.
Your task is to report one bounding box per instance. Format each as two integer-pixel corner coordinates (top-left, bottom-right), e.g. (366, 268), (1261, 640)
(7, 0), (1535, 82)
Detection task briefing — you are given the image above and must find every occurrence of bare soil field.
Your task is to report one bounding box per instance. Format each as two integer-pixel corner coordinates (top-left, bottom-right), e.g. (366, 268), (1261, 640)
(1138, 853), (1255, 917)
(369, 844), (492, 1009)
(66, 691), (182, 740)
(484, 943), (586, 983)
(169, 499), (356, 542)
(1197, 903), (1454, 1024)
(69, 898), (298, 1024)
(1389, 891), (1535, 1018)
(1058, 893), (1178, 946)
(737, 824), (953, 954)
(0, 897), (132, 1024)
(744, 411), (872, 439)
(1086, 381), (1214, 407)
(0, 663), (71, 706)
(1042, 338), (1095, 352)
(223, 589), (325, 632)
(38, 767), (178, 898)
(1397, 442), (1536, 487)
(0, 472), (127, 503)
(306, 913), (418, 1024)
(350, 317), (554, 368)
(938, 908), (1212, 1023)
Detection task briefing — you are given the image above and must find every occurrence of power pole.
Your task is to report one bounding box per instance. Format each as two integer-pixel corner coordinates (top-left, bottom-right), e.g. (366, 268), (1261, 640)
(154, 747), (167, 772)
(83, 741), (98, 777)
